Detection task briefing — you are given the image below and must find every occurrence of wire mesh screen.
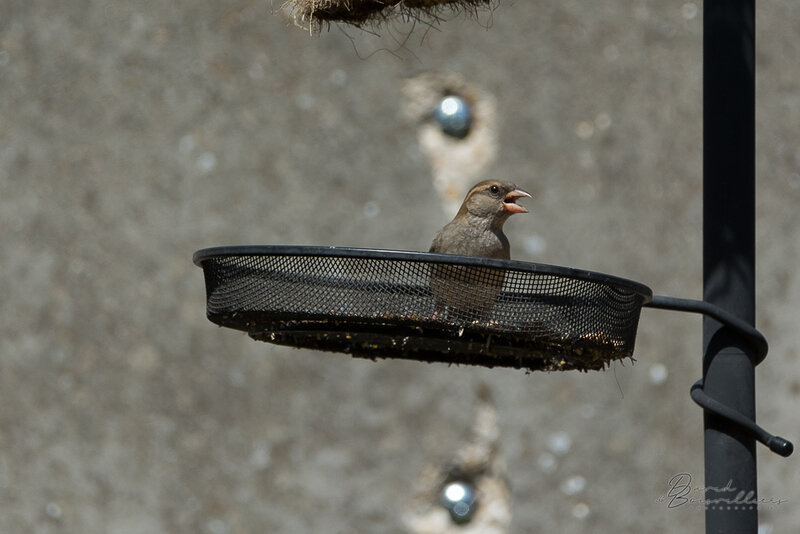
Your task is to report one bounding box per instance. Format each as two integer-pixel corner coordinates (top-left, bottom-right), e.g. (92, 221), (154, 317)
(194, 246), (652, 372)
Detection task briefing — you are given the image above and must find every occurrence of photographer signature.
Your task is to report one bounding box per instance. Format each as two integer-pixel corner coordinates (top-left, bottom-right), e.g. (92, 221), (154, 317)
(657, 473), (788, 509)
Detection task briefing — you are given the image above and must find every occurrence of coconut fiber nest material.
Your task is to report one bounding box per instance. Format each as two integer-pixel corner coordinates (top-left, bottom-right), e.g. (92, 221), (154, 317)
(285, 0), (494, 28)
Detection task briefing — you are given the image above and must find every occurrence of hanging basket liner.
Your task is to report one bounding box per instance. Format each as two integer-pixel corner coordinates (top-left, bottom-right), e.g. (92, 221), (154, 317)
(194, 246), (652, 372)
(284, 0), (494, 27)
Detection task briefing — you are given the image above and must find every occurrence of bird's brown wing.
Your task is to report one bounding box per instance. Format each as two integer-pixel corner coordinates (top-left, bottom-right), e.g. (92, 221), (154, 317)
(429, 264), (504, 319)
(429, 224), (506, 320)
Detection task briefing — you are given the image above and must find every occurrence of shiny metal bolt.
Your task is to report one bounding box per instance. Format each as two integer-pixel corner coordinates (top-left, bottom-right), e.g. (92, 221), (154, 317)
(433, 95), (472, 139)
(440, 481), (478, 524)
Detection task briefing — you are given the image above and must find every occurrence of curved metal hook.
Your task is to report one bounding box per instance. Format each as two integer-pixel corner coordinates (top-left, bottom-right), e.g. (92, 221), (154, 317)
(644, 295), (792, 457)
(691, 380), (793, 457)
(645, 295), (767, 364)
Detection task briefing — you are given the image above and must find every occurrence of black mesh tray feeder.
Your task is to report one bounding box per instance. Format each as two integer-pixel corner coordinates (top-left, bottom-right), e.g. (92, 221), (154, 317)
(194, 245), (793, 458)
(194, 245), (652, 372)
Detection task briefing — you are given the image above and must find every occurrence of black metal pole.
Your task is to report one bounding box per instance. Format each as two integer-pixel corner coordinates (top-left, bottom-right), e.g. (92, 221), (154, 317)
(703, 2), (757, 533)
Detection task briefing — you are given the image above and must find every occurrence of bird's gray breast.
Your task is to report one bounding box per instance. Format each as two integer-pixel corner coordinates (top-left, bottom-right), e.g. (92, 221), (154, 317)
(431, 221), (509, 259)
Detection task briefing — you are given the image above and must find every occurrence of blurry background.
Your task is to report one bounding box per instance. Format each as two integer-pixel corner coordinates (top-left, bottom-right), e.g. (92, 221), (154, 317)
(1, 1), (798, 532)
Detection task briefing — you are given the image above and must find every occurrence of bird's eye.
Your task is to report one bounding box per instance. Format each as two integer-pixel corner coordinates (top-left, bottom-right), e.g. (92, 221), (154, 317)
(489, 185), (499, 195)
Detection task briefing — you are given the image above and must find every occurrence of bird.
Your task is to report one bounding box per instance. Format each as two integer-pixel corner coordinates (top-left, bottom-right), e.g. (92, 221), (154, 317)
(428, 180), (531, 320)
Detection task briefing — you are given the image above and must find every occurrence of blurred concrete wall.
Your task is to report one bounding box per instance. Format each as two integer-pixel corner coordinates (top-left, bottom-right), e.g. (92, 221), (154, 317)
(1, 1), (798, 532)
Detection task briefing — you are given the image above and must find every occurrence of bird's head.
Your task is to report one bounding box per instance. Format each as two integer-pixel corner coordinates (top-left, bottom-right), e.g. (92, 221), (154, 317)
(458, 180), (531, 228)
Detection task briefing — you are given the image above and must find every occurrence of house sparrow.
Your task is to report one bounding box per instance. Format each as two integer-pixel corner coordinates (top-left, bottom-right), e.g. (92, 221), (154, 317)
(429, 180), (531, 320)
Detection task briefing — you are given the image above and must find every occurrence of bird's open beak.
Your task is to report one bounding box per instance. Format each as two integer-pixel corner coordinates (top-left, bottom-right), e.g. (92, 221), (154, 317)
(503, 188), (532, 214)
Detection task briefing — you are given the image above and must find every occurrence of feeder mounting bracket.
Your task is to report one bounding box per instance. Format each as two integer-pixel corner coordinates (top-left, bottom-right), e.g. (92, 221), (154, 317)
(644, 296), (793, 457)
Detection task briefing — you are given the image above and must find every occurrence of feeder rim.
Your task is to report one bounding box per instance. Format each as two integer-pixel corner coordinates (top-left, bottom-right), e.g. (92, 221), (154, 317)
(192, 245), (653, 301)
